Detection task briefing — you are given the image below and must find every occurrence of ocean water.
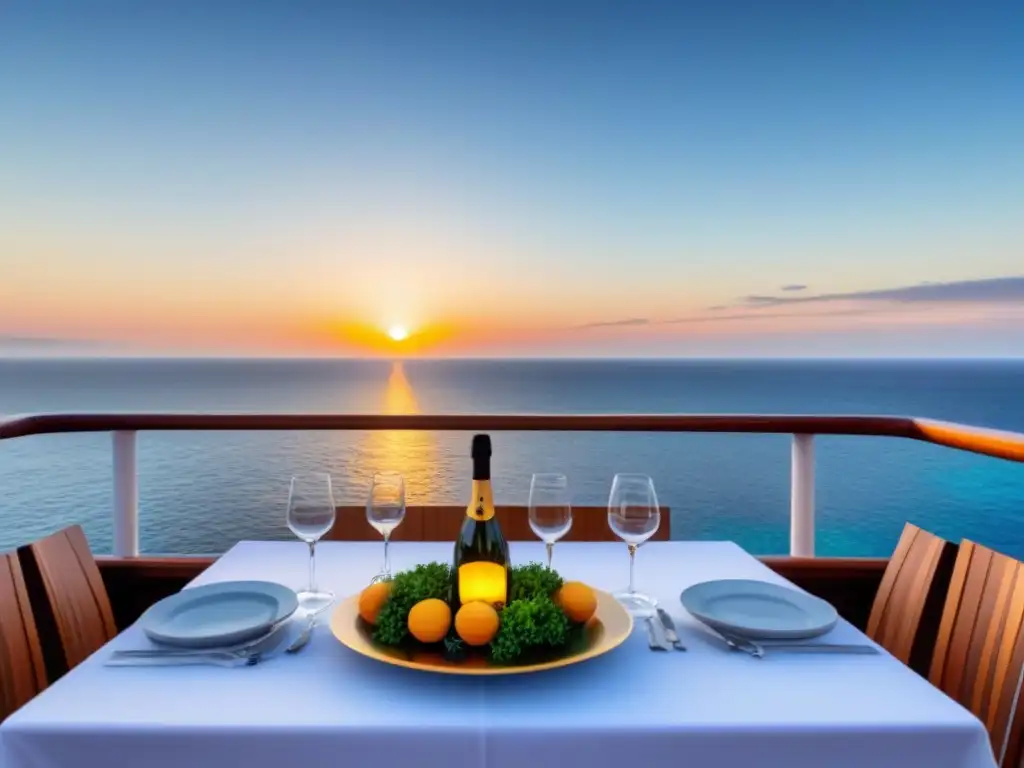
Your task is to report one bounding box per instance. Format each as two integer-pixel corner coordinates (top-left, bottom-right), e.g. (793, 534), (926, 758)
(1, 358), (1023, 559)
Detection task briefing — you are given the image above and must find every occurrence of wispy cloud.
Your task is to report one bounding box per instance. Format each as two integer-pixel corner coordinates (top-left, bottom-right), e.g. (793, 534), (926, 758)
(738, 275), (1024, 308)
(573, 318), (650, 330)
(0, 335), (91, 346)
(571, 308), (880, 331)
(0, 335), (117, 355)
(570, 276), (1024, 333)
(665, 308), (878, 324)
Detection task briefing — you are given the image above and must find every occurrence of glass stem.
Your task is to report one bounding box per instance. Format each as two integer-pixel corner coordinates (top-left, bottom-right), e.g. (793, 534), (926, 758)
(545, 542), (554, 570)
(383, 533), (391, 577)
(308, 540), (317, 592)
(627, 543), (637, 594)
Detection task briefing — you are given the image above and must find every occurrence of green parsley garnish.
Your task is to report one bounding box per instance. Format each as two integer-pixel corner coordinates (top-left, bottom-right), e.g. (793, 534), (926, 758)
(508, 562), (563, 601)
(489, 594), (571, 665)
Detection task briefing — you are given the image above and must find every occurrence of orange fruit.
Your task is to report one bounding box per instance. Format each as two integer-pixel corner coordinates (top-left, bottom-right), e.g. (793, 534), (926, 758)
(358, 581), (392, 625)
(454, 601), (500, 646)
(407, 598), (452, 643)
(555, 581), (597, 624)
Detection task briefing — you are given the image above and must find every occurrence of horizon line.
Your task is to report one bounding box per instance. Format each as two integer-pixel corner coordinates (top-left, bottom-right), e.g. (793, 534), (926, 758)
(3, 353), (1024, 363)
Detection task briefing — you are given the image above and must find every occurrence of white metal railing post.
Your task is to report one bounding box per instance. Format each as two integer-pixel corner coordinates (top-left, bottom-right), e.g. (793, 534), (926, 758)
(790, 433), (815, 557)
(112, 430), (139, 557)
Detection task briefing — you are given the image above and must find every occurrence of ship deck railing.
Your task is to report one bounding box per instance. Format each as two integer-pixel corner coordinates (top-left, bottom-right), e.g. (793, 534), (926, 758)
(2, 411), (1023, 559)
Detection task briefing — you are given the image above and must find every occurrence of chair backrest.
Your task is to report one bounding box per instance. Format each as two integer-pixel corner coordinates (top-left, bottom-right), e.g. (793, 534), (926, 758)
(18, 525), (117, 680)
(929, 539), (1024, 767)
(0, 552), (46, 720)
(866, 522), (958, 674)
(326, 505), (672, 542)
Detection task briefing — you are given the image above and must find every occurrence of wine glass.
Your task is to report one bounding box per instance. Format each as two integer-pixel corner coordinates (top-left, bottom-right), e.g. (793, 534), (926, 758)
(607, 473), (661, 615)
(367, 471), (406, 583)
(287, 472), (337, 613)
(528, 473), (572, 569)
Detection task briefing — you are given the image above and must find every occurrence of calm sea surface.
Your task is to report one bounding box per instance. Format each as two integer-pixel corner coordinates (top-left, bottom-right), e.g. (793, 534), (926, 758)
(1, 358), (1023, 559)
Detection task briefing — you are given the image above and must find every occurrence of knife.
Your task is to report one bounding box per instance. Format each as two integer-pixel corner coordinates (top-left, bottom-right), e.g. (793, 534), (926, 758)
(110, 618), (294, 659)
(714, 628), (879, 657)
(105, 654), (258, 668)
(655, 608), (688, 651)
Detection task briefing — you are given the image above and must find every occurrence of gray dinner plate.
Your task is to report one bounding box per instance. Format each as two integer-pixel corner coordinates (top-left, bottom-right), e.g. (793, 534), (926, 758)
(139, 580), (298, 648)
(680, 579), (838, 640)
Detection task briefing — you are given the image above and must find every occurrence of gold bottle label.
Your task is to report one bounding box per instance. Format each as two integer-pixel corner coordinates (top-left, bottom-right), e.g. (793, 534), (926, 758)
(458, 561), (507, 605)
(467, 480), (495, 521)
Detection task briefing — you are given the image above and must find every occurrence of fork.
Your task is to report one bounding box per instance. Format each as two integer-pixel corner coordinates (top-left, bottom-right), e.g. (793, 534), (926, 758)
(645, 617), (670, 651)
(716, 632), (766, 658)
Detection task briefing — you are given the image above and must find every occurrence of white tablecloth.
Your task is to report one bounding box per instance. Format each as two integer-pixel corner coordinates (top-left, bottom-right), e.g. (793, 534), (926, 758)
(0, 541), (997, 768)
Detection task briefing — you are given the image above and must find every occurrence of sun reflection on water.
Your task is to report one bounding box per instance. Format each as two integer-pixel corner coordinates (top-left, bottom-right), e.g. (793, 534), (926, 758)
(356, 361), (440, 502)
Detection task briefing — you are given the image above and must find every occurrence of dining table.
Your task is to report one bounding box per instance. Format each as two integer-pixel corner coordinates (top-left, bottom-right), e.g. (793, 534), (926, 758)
(0, 539), (998, 768)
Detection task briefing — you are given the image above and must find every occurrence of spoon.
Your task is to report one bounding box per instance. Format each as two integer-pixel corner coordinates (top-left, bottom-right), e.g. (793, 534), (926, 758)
(285, 623), (313, 654)
(286, 601), (332, 654)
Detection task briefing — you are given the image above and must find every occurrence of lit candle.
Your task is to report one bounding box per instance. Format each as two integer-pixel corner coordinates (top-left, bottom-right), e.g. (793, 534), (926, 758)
(457, 561), (507, 606)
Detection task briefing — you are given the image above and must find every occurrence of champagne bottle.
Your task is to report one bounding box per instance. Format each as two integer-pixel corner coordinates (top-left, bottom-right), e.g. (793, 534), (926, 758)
(453, 434), (510, 608)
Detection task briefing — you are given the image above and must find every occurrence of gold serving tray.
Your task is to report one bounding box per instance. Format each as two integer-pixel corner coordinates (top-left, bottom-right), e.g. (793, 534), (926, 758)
(329, 588), (633, 676)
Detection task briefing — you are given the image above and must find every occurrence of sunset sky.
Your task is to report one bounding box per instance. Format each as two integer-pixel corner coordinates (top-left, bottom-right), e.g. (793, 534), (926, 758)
(2, 1), (1023, 357)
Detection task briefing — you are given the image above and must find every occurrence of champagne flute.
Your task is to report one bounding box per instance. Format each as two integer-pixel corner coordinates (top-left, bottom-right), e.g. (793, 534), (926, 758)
(607, 473), (661, 615)
(528, 473), (572, 569)
(367, 471), (406, 583)
(287, 472), (337, 613)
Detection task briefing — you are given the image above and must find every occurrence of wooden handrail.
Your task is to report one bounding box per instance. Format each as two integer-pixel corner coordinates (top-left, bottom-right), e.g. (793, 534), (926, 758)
(1, 412), (1023, 463)
(914, 418), (1024, 463)
(0, 412), (916, 437)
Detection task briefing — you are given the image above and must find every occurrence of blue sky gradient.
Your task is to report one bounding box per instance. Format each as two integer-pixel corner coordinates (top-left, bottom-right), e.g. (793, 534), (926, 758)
(2, 1), (1023, 356)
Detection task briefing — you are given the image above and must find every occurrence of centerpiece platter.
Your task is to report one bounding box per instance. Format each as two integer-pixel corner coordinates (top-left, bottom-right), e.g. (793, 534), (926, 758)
(331, 434), (633, 675)
(329, 562), (633, 676)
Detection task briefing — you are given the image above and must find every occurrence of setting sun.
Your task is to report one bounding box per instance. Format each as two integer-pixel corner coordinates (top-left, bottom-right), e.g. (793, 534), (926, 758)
(387, 325), (409, 342)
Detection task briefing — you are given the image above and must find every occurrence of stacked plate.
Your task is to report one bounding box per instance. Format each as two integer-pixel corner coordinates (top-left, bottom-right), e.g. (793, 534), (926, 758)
(680, 579), (838, 641)
(138, 581), (299, 648)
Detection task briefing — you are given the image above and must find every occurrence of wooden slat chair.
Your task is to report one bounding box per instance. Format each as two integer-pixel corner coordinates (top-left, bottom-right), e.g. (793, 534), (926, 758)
(866, 522), (959, 675)
(326, 505), (672, 542)
(0, 552), (47, 721)
(17, 525), (117, 683)
(929, 540), (1024, 767)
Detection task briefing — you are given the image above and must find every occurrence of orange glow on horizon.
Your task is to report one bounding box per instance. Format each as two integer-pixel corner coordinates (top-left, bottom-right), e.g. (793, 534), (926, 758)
(306, 317), (504, 357)
(9, 288), (1024, 357)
